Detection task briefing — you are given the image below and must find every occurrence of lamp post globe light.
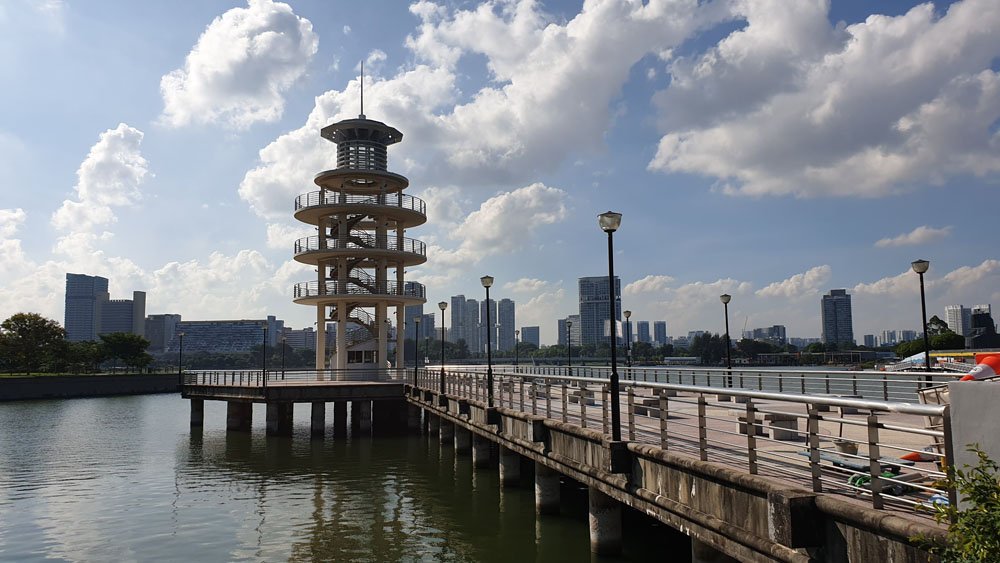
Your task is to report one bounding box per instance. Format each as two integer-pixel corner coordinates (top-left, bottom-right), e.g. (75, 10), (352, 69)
(481, 275), (495, 407)
(438, 301), (447, 395)
(720, 294), (732, 387)
(624, 310), (632, 368)
(599, 211), (623, 442)
(514, 329), (520, 371)
(413, 316), (422, 386)
(911, 259), (932, 379)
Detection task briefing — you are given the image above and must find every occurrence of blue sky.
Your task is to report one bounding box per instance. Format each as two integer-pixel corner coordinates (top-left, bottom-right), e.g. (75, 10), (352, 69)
(1, 0), (998, 345)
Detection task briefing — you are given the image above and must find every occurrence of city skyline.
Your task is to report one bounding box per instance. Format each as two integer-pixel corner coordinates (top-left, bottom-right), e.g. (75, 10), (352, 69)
(2, 1), (999, 346)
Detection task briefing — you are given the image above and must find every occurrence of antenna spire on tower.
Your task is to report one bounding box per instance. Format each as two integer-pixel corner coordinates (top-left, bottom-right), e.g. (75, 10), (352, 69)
(359, 60), (365, 119)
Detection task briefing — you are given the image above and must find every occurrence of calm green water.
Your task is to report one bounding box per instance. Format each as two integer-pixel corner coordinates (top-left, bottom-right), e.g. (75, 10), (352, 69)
(0, 395), (679, 562)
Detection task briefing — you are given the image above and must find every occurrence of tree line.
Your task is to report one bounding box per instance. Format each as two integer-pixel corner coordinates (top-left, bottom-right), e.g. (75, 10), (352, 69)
(0, 312), (154, 374)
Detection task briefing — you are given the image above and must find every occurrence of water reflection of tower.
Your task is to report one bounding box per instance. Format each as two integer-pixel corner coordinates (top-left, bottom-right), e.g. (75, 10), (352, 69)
(292, 102), (427, 371)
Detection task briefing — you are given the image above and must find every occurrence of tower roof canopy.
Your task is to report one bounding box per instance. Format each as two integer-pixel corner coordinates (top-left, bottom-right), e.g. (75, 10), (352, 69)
(320, 118), (402, 146)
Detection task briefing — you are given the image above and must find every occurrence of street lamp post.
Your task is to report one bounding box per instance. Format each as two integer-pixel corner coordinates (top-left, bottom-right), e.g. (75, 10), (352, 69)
(177, 332), (185, 386)
(720, 294), (732, 387)
(481, 275), (495, 407)
(514, 329), (520, 372)
(599, 211), (623, 442)
(438, 301), (447, 395)
(911, 259), (932, 381)
(413, 316), (422, 386)
(566, 320), (573, 377)
(262, 324), (268, 383)
(624, 310), (632, 368)
(280, 335), (286, 380)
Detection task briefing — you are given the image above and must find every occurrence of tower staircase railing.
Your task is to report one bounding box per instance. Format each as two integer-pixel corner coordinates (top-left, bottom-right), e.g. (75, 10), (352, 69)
(295, 191), (426, 215)
(294, 234), (426, 257)
(294, 280), (427, 299)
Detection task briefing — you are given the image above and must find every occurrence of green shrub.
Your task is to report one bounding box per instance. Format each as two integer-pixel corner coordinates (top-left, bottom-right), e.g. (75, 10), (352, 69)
(917, 445), (1000, 562)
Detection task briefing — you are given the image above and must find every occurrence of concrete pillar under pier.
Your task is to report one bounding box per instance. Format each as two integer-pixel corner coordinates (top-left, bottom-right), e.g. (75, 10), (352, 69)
(373, 399), (406, 436)
(439, 419), (454, 445)
(311, 402), (326, 438)
(333, 401), (348, 436)
(454, 425), (471, 454)
(266, 402), (294, 436)
(407, 404), (421, 432)
(357, 400), (372, 432)
(535, 462), (560, 515)
(499, 446), (521, 486)
(588, 487), (622, 555)
(226, 401), (252, 432)
(190, 399), (204, 427)
(472, 434), (491, 469)
(692, 538), (739, 563)
(427, 413), (440, 435)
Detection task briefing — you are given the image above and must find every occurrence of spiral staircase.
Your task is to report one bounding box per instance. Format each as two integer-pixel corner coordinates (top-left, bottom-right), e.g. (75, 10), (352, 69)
(292, 114), (426, 370)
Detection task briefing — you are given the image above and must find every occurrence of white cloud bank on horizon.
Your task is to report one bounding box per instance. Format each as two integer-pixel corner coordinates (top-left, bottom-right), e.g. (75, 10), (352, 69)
(649, 0), (1000, 198)
(159, 0), (318, 129)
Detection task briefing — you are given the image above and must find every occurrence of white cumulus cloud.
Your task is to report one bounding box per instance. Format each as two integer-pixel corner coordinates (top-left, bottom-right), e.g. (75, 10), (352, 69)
(50, 123), (149, 247)
(649, 0), (1000, 197)
(503, 277), (553, 293)
(159, 0), (318, 129)
(624, 274), (675, 296)
(874, 225), (952, 248)
(756, 265), (831, 299)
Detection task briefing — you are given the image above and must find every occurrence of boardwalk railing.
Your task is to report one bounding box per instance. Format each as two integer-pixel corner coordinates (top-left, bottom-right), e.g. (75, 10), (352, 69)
(416, 366), (954, 515)
(476, 364), (960, 403)
(182, 368), (410, 387)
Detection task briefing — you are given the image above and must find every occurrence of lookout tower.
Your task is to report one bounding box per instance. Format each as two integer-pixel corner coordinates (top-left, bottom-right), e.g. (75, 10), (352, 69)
(292, 108), (427, 373)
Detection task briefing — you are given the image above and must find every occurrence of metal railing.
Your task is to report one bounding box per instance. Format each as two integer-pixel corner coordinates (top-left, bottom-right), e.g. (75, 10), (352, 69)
(295, 191), (425, 215)
(293, 279), (427, 299)
(484, 365), (959, 403)
(294, 234), (426, 257)
(183, 368), (410, 387)
(415, 366), (953, 515)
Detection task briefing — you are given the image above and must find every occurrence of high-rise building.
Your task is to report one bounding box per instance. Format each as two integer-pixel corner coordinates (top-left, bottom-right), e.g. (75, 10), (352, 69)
(746, 325), (787, 346)
(101, 291), (146, 337)
(166, 316), (284, 354)
(821, 289), (854, 346)
(65, 273), (109, 342)
(65, 273), (145, 342)
(479, 298), (496, 353)
(653, 321), (667, 346)
(282, 327), (317, 351)
(497, 298), (515, 352)
(967, 305), (1000, 349)
(881, 330), (897, 346)
(520, 326), (540, 348)
(863, 334), (876, 347)
(464, 298), (480, 352)
(578, 276), (621, 346)
(403, 282), (426, 341)
(945, 305), (972, 336)
(145, 314), (181, 352)
(449, 295), (465, 343)
(899, 330), (917, 342)
(636, 321), (651, 344)
(558, 315), (581, 347)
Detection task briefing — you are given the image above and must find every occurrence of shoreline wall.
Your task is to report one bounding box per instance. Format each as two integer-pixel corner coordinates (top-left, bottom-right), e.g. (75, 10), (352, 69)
(0, 374), (179, 401)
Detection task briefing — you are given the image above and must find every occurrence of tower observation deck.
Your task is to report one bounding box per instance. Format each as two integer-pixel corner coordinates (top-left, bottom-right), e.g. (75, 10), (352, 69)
(292, 113), (427, 372)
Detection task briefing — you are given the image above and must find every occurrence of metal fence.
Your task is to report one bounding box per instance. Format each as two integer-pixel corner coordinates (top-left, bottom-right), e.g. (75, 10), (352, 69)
(416, 366), (953, 516)
(182, 368), (411, 387)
